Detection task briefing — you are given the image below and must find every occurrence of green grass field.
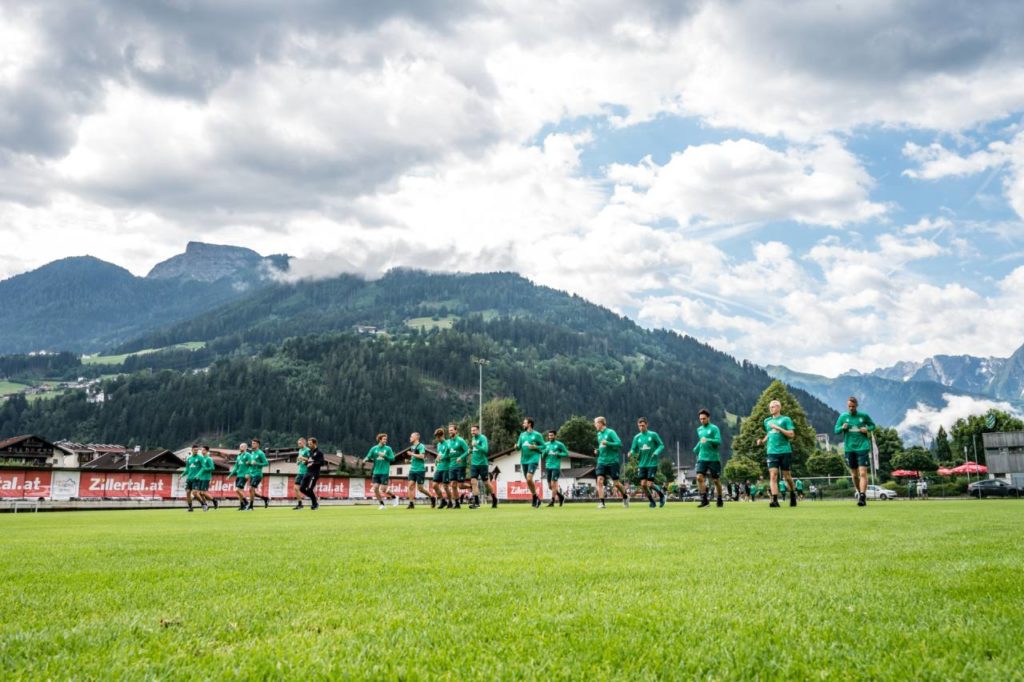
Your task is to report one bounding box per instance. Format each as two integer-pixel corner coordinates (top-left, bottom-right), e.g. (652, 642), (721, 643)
(405, 315), (459, 331)
(81, 341), (206, 366)
(1, 501), (1022, 680)
(0, 380), (29, 396)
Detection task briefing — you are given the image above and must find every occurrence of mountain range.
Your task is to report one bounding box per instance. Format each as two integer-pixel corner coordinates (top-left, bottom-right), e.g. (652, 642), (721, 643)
(0, 243), (287, 354)
(767, 344), (1024, 435)
(4, 241), (1019, 448)
(846, 350), (1024, 402)
(0, 246), (838, 453)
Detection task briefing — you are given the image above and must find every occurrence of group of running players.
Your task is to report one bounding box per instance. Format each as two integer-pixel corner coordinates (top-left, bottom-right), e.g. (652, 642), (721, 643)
(181, 397), (876, 511)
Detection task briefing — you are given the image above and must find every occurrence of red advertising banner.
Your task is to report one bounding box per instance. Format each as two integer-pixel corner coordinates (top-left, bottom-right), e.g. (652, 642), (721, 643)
(202, 475), (269, 498)
(363, 478), (418, 499)
(78, 472), (173, 498)
(505, 479), (544, 500)
(206, 475), (242, 498)
(299, 476), (350, 499)
(0, 470), (52, 499)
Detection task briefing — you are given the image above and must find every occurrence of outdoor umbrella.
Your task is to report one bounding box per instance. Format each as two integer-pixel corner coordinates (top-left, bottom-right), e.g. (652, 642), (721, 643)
(936, 467), (954, 476)
(891, 469), (919, 477)
(950, 462), (988, 475)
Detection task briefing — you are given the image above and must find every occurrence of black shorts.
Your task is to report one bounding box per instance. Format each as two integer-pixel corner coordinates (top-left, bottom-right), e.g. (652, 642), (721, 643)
(185, 479), (196, 491)
(546, 468), (561, 483)
(295, 473), (307, 488)
(470, 464), (489, 480)
(408, 471), (426, 484)
(300, 474), (319, 492)
(448, 468), (465, 482)
(595, 463), (621, 481)
(695, 461), (721, 478)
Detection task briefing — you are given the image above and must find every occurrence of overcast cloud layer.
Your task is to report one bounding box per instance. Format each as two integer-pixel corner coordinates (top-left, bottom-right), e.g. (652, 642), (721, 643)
(3, 0), (1024, 388)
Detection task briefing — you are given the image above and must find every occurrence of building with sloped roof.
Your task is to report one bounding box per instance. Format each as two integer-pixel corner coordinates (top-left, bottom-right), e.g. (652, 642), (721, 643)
(0, 435), (56, 467)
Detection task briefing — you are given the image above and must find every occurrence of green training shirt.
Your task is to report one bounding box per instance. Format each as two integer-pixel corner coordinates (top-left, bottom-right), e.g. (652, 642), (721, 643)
(184, 453), (204, 480)
(543, 440), (569, 470)
(834, 412), (876, 452)
(230, 453), (249, 479)
(595, 427), (622, 465)
(763, 416), (795, 455)
(409, 443), (427, 473)
(630, 431), (665, 468)
(693, 424), (722, 462)
(199, 454), (214, 482)
(517, 430), (545, 465)
(435, 440), (449, 472)
(470, 434), (489, 466)
(365, 444), (395, 475)
(249, 449), (268, 477)
(447, 436), (469, 467)
(297, 446), (310, 475)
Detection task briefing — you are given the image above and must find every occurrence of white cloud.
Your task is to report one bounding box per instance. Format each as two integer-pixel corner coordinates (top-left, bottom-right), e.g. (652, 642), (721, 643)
(903, 132), (1024, 220)
(897, 394), (1022, 439)
(606, 137), (884, 228)
(3, 0), (1024, 382)
(902, 141), (1007, 180)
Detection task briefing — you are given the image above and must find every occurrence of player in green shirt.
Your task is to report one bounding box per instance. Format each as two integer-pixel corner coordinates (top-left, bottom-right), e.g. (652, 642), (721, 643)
(516, 418), (546, 508)
(246, 438), (270, 510)
(834, 396), (876, 507)
(432, 428), (451, 509)
(293, 437), (310, 510)
(405, 432), (434, 509)
(196, 445), (217, 510)
(229, 442), (250, 510)
(594, 416), (629, 509)
(693, 409), (724, 508)
(542, 430), (569, 507)
(183, 444), (205, 512)
(759, 401), (797, 508)
(468, 425), (493, 509)
(445, 424), (470, 509)
(365, 433), (396, 510)
(629, 417), (667, 508)
(795, 478), (805, 500)
(756, 400), (797, 508)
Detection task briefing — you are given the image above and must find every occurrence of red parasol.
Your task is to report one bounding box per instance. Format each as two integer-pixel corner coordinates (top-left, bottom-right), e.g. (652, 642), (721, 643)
(891, 469), (919, 477)
(936, 467), (955, 476)
(950, 462), (988, 475)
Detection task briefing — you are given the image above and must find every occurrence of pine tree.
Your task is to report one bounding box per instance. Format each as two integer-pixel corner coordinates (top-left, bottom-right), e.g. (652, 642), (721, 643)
(934, 425), (953, 464)
(733, 379), (817, 475)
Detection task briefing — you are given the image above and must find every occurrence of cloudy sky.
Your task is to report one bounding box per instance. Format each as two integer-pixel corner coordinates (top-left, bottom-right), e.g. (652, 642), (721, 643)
(2, 0), (1024, 377)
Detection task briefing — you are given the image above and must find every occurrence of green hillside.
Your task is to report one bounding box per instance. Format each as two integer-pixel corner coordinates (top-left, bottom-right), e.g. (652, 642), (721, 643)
(2, 271), (838, 456)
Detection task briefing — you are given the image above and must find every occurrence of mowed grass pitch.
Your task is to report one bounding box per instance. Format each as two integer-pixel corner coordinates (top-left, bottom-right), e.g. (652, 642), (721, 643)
(1, 502), (1022, 680)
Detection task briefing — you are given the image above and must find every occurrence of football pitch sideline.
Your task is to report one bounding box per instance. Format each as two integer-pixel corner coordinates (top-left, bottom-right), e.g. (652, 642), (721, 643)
(1, 501), (1021, 680)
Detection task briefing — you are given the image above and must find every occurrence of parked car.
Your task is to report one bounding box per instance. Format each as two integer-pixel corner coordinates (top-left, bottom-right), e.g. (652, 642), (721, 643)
(861, 485), (897, 501)
(967, 479), (1022, 498)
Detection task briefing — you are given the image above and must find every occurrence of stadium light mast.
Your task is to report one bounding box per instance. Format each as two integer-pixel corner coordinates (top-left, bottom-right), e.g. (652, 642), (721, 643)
(472, 358), (489, 431)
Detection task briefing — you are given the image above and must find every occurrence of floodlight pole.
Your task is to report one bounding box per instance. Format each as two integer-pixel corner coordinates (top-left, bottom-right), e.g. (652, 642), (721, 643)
(472, 358), (488, 432)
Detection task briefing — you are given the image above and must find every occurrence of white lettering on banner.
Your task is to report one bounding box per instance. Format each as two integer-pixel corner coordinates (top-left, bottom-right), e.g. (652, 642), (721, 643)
(88, 478), (166, 492)
(0, 477), (18, 491)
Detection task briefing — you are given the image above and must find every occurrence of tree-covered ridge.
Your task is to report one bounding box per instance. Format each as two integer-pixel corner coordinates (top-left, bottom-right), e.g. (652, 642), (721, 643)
(0, 256), (264, 354)
(1, 315), (838, 455)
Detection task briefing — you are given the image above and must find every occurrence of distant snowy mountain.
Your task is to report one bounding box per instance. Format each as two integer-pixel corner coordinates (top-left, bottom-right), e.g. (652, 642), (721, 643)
(848, 347), (1023, 401)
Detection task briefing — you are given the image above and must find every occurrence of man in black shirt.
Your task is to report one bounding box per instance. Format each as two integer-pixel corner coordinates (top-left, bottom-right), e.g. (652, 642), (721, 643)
(300, 437), (326, 510)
